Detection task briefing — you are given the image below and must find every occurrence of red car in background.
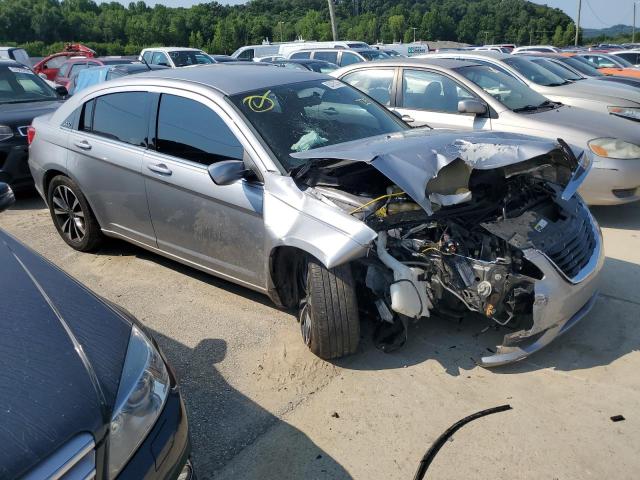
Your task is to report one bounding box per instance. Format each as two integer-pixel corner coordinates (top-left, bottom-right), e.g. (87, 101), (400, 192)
(33, 43), (96, 80)
(53, 56), (134, 88)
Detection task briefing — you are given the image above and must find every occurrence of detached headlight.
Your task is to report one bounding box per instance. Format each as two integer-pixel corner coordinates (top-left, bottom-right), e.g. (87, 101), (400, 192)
(108, 326), (170, 479)
(608, 106), (640, 121)
(0, 125), (13, 141)
(588, 138), (640, 159)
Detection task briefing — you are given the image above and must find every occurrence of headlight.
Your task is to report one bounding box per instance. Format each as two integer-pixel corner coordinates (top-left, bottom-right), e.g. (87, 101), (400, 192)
(0, 125), (13, 141)
(608, 106), (640, 121)
(108, 326), (170, 479)
(588, 138), (640, 159)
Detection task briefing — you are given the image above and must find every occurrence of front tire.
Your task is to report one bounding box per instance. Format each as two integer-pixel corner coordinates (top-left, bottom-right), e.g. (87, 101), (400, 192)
(47, 175), (103, 252)
(299, 257), (360, 359)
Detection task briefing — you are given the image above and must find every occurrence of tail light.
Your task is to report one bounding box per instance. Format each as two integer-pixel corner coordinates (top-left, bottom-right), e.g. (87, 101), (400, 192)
(27, 126), (36, 145)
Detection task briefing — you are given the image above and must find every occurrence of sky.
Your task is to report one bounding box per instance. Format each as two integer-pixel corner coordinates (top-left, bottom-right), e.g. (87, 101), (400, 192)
(130, 0), (635, 30)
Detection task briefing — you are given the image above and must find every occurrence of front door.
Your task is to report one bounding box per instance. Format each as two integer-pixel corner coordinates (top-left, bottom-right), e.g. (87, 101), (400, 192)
(67, 91), (156, 245)
(143, 92), (266, 288)
(394, 68), (491, 130)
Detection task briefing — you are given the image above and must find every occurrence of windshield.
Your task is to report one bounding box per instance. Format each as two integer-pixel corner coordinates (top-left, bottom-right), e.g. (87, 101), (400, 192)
(530, 58), (583, 81)
(169, 51), (213, 67)
(456, 65), (551, 112)
(612, 55), (634, 68)
(358, 50), (390, 61)
(0, 65), (58, 104)
(504, 56), (568, 86)
(229, 79), (407, 171)
(559, 56), (604, 76)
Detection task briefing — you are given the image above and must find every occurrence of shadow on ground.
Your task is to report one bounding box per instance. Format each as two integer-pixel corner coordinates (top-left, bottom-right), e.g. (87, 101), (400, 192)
(149, 331), (353, 480)
(591, 202), (640, 230)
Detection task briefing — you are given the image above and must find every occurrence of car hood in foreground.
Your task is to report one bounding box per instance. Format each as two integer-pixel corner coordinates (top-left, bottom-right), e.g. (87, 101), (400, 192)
(0, 100), (63, 127)
(0, 229), (131, 479)
(292, 129), (583, 215)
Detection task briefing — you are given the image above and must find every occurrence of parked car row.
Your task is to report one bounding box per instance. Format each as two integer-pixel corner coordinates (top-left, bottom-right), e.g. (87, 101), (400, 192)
(2, 39), (639, 479)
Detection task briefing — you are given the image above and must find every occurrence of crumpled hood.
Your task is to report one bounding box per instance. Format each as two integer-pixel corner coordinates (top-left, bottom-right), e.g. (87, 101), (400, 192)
(0, 229), (131, 478)
(292, 129), (578, 214)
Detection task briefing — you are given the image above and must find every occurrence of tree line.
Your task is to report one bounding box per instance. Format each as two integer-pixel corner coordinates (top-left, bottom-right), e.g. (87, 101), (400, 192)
(0, 0), (577, 56)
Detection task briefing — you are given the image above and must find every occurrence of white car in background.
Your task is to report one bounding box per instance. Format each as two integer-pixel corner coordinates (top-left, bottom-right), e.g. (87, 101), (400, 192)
(511, 45), (560, 54)
(139, 47), (214, 68)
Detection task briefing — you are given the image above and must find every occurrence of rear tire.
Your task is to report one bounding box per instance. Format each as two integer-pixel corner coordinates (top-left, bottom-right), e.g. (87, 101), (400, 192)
(47, 175), (103, 252)
(299, 257), (360, 359)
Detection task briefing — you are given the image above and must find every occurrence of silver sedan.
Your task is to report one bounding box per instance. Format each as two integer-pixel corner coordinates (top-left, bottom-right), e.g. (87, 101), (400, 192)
(332, 58), (640, 205)
(28, 65), (603, 366)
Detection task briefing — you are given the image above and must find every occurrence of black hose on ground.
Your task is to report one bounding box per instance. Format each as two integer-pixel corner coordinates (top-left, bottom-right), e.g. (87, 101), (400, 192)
(413, 404), (513, 480)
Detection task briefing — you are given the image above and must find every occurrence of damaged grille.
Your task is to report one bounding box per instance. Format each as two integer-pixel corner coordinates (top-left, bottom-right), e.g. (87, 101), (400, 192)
(542, 213), (596, 279)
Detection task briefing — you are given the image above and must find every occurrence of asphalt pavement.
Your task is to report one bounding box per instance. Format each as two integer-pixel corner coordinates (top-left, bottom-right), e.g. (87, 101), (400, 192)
(1, 193), (638, 479)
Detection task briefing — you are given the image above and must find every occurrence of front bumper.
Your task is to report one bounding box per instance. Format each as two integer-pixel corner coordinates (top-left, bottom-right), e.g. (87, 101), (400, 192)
(480, 212), (605, 367)
(0, 142), (32, 190)
(579, 155), (640, 205)
(117, 386), (192, 479)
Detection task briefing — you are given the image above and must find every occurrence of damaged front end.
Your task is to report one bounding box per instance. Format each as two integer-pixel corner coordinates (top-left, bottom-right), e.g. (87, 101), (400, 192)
(292, 131), (604, 366)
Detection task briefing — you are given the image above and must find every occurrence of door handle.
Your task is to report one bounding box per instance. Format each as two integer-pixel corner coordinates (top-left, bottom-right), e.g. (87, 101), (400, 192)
(147, 163), (173, 176)
(74, 140), (92, 150)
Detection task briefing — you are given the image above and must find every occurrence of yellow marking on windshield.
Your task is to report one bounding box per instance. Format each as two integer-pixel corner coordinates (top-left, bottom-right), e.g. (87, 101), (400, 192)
(243, 90), (275, 113)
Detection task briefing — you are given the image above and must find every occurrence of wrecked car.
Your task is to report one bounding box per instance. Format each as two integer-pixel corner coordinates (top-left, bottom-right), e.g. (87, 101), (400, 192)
(28, 65), (604, 366)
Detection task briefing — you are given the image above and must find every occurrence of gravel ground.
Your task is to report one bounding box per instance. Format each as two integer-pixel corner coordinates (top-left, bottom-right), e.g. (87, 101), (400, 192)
(2, 192), (639, 479)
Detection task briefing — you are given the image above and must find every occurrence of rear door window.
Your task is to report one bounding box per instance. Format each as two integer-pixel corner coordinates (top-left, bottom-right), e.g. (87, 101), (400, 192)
(83, 92), (151, 147)
(151, 52), (169, 66)
(314, 51), (339, 64)
(290, 51), (311, 59)
(340, 52), (362, 66)
(155, 94), (243, 165)
(341, 69), (395, 106)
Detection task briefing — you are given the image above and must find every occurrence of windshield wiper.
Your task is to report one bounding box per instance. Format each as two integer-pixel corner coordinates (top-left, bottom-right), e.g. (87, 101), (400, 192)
(513, 100), (557, 113)
(546, 80), (571, 86)
(289, 158), (343, 181)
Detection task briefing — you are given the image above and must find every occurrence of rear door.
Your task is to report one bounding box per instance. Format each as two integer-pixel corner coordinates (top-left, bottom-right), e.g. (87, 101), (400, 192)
(394, 68), (491, 130)
(142, 92), (266, 288)
(67, 91), (156, 245)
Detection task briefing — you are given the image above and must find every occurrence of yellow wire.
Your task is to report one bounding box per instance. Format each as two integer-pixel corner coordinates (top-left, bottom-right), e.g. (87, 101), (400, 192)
(420, 247), (441, 255)
(350, 192), (405, 214)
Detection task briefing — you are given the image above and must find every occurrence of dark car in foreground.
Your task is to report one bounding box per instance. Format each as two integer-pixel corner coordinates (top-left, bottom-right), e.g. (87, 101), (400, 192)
(0, 60), (64, 190)
(0, 182), (193, 479)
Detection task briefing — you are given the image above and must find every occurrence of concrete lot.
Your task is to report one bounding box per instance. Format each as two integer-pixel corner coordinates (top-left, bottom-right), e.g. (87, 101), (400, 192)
(2, 194), (639, 479)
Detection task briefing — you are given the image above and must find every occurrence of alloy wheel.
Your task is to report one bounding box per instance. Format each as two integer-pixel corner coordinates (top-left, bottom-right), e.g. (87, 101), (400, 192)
(52, 185), (86, 242)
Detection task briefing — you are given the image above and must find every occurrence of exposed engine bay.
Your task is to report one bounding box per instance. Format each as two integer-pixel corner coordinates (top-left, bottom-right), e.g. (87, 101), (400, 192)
(297, 141), (598, 363)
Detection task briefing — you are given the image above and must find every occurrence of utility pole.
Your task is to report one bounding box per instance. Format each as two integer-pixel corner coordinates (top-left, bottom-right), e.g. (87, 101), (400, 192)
(328, 0), (338, 41)
(412, 27), (417, 43)
(279, 21), (284, 42)
(575, 0), (582, 46)
(634, 2), (639, 43)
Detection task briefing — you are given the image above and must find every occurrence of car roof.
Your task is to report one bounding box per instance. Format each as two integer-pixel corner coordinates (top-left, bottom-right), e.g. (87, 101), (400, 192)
(432, 50), (512, 60)
(132, 64), (328, 95)
(142, 47), (204, 52)
(344, 57), (484, 69)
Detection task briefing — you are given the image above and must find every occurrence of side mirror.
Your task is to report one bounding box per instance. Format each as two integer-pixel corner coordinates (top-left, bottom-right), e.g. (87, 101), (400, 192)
(0, 182), (15, 213)
(55, 85), (68, 97)
(207, 160), (251, 186)
(458, 99), (488, 115)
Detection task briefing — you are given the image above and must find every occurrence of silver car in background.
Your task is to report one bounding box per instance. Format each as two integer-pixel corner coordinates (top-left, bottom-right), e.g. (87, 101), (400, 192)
(333, 58), (640, 205)
(29, 65), (603, 366)
(418, 51), (640, 123)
